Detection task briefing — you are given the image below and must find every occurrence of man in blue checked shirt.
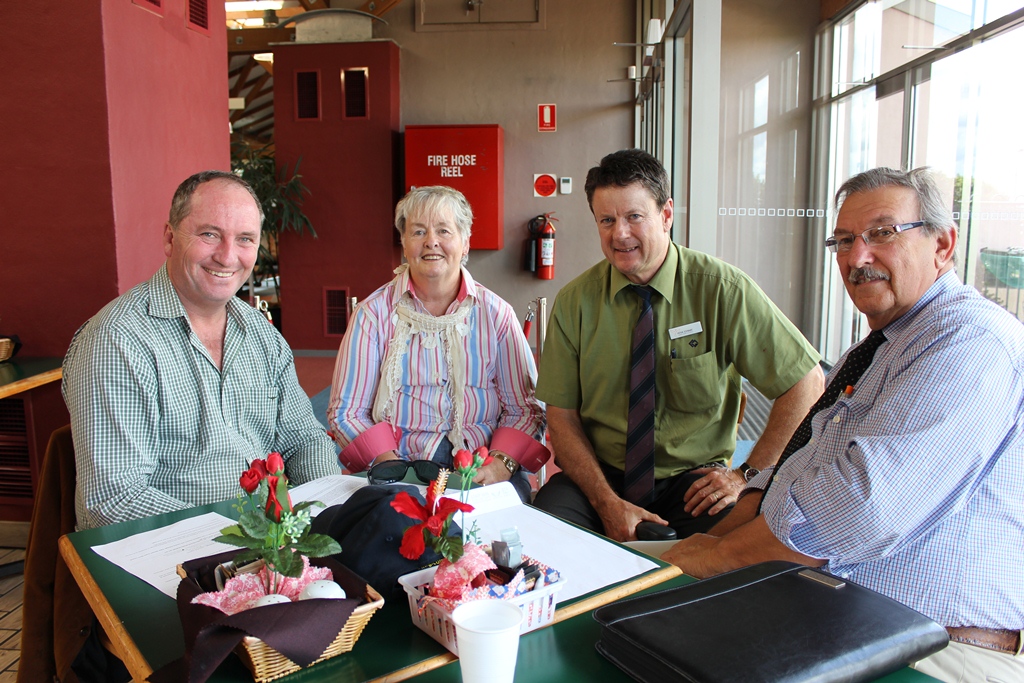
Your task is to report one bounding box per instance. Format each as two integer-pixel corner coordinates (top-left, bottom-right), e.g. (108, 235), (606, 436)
(664, 167), (1024, 682)
(63, 171), (338, 530)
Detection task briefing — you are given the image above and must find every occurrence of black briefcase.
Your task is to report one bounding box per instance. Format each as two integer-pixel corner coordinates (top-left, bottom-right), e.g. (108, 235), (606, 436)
(593, 561), (948, 683)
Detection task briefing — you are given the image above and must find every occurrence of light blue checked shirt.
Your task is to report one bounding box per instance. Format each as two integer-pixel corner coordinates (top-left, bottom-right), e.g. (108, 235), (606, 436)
(762, 271), (1024, 629)
(64, 264), (338, 529)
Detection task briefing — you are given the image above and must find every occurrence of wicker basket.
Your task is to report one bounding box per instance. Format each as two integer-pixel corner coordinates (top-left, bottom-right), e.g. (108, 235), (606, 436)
(0, 339), (13, 363)
(237, 581), (384, 682)
(176, 554), (384, 683)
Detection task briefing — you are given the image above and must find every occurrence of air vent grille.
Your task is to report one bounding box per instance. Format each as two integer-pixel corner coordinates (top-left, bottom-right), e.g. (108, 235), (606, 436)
(343, 69), (368, 118)
(324, 288), (350, 336)
(188, 0), (209, 30)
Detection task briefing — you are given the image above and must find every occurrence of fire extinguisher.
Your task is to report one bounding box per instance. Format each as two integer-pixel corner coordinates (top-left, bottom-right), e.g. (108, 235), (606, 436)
(528, 212), (557, 280)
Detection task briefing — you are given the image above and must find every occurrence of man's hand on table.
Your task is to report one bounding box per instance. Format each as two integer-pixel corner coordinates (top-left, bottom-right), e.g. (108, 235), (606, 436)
(661, 533), (723, 578)
(683, 467), (744, 517)
(595, 495), (669, 542)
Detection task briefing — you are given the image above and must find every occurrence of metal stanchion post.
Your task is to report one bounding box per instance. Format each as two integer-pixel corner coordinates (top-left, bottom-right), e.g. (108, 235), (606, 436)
(534, 296), (549, 489)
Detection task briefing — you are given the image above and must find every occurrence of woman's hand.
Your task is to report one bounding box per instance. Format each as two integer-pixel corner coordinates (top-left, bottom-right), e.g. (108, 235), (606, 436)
(369, 450), (401, 468)
(472, 459), (514, 486)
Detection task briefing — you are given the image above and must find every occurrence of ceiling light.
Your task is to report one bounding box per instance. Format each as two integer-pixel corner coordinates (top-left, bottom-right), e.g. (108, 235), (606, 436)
(226, 1), (285, 12)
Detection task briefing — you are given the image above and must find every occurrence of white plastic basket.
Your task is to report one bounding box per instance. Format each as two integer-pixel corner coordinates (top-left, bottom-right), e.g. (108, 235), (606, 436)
(398, 564), (566, 655)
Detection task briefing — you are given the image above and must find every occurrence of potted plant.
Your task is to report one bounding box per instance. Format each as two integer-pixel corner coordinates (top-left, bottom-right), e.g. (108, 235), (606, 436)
(231, 140), (317, 329)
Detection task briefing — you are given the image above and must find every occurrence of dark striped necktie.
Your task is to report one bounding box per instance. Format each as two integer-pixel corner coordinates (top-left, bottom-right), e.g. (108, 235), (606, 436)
(624, 285), (656, 507)
(760, 328), (887, 505)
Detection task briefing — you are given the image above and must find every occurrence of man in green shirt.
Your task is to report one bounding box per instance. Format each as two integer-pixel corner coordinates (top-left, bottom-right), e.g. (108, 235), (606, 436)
(533, 149), (823, 541)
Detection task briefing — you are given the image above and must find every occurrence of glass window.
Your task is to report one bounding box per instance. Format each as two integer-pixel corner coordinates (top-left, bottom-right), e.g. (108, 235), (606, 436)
(911, 27), (1024, 318)
(816, 0), (1024, 361)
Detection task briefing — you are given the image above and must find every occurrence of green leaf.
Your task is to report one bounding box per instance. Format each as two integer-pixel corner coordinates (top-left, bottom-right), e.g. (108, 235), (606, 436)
(232, 549), (262, 566)
(219, 524), (244, 537)
(266, 548), (303, 578)
(213, 534), (262, 550)
(292, 534), (341, 557)
(238, 512), (270, 539)
(291, 500), (323, 513)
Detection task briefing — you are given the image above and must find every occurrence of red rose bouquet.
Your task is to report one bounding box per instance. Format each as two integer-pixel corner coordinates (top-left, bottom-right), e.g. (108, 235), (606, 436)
(215, 452), (341, 593)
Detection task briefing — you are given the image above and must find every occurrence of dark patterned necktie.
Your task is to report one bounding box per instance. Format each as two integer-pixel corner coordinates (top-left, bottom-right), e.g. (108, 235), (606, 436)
(760, 329), (887, 506)
(624, 285), (656, 507)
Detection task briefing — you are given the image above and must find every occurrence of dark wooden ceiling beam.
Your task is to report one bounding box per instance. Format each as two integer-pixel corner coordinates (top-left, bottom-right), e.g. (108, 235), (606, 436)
(358, 0), (404, 17)
(244, 72), (272, 103)
(235, 110), (274, 132)
(246, 117), (276, 137)
(230, 58), (257, 97)
(230, 88), (274, 123)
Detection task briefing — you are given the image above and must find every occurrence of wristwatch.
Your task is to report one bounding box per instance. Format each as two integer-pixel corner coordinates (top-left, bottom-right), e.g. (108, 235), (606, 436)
(491, 451), (520, 476)
(738, 463), (760, 483)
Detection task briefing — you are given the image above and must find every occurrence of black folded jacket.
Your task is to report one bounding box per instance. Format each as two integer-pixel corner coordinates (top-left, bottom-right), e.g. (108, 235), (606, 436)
(593, 561), (948, 683)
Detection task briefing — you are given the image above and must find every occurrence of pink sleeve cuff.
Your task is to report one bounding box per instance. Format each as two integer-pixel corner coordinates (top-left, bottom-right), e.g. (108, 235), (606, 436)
(490, 427), (550, 473)
(339, 423), (401, 472)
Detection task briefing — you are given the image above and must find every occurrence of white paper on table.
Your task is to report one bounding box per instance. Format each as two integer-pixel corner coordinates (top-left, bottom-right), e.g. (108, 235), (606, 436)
(91, 512), (237, 598)
(289, 474), (369, 514)
(441, 483), (659, 602)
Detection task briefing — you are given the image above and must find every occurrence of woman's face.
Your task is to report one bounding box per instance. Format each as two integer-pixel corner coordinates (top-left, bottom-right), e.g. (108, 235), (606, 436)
(403, 208), (468, 289)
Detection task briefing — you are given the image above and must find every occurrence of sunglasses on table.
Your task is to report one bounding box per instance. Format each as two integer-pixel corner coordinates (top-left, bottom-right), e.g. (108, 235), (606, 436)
(367, 459), (442, 486)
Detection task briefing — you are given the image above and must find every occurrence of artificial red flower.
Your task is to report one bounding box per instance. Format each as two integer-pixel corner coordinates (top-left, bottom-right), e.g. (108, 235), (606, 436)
(239, 459), (268, 494)
(391, 483), (473, 560)
(453, 448), (474, 472)
(473, 446), (494, 467)
(265, 474), (292, 522)
(266, 451), (285, 475)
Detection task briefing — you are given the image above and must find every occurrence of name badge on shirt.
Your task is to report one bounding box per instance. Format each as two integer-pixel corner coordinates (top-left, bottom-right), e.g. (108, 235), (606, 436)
(669, 321), (703, 339)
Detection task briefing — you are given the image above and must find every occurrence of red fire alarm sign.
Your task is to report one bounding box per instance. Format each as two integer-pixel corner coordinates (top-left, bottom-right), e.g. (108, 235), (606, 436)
(538, 104), (556, 132)
(534, 174), (557, 197)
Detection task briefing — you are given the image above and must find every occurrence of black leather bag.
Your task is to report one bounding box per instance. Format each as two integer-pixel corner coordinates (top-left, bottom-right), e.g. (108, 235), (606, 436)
(593, 561), (949, 683)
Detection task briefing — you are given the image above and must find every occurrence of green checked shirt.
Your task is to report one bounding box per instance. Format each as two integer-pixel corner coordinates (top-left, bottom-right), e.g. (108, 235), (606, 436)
(63, 264), (339, 529)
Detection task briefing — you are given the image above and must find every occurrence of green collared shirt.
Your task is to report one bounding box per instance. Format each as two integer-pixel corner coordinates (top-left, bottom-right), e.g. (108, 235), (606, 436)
(537, 243), (819, 478)
(63, 264), (339, 529)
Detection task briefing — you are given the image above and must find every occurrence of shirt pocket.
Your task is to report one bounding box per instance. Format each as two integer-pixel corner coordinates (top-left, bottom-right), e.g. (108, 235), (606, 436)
(821, 397), (872, 440)
(238, 385), (280, 444)
(666, 351), (721, 413)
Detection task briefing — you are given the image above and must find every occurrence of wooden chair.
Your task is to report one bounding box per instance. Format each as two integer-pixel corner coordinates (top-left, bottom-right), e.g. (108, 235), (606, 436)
(18, 425), (95, 683)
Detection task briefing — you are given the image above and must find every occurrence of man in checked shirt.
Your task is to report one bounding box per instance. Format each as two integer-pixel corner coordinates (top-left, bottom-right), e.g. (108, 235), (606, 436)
(63, 171), (338, 530)
(665, 167), (1024, 682)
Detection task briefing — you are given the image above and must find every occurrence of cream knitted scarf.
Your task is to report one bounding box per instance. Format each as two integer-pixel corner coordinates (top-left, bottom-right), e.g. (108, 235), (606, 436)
(372, 266), (474, 452)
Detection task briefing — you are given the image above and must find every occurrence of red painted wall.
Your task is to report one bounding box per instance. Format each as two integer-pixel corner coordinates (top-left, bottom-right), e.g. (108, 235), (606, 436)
(0, 1), (229, 357)
(274, 41), (402, 350)
(2, 4), (117, 357)
(103, 0), (231, 291)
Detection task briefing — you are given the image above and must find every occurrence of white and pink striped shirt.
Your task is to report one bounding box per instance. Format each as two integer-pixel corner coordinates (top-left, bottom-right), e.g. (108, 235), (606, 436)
(327, 267), (548, 473)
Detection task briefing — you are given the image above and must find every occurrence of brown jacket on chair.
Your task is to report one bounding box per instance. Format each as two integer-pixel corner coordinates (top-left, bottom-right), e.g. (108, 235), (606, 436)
(18, 425), (94, 683)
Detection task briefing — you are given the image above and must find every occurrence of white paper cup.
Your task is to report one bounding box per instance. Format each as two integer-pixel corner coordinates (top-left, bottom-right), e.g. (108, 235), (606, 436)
(452, 600), (524, 683)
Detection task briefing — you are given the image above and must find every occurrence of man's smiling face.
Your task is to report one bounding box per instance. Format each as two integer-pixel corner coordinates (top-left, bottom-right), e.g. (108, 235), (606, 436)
(836, 185), (956, 330)
(593, 182), (673, 285)
(163, 178), (261, 316)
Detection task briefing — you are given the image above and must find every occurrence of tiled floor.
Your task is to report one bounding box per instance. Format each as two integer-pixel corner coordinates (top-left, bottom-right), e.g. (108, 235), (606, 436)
(0, 548), (25, 683)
